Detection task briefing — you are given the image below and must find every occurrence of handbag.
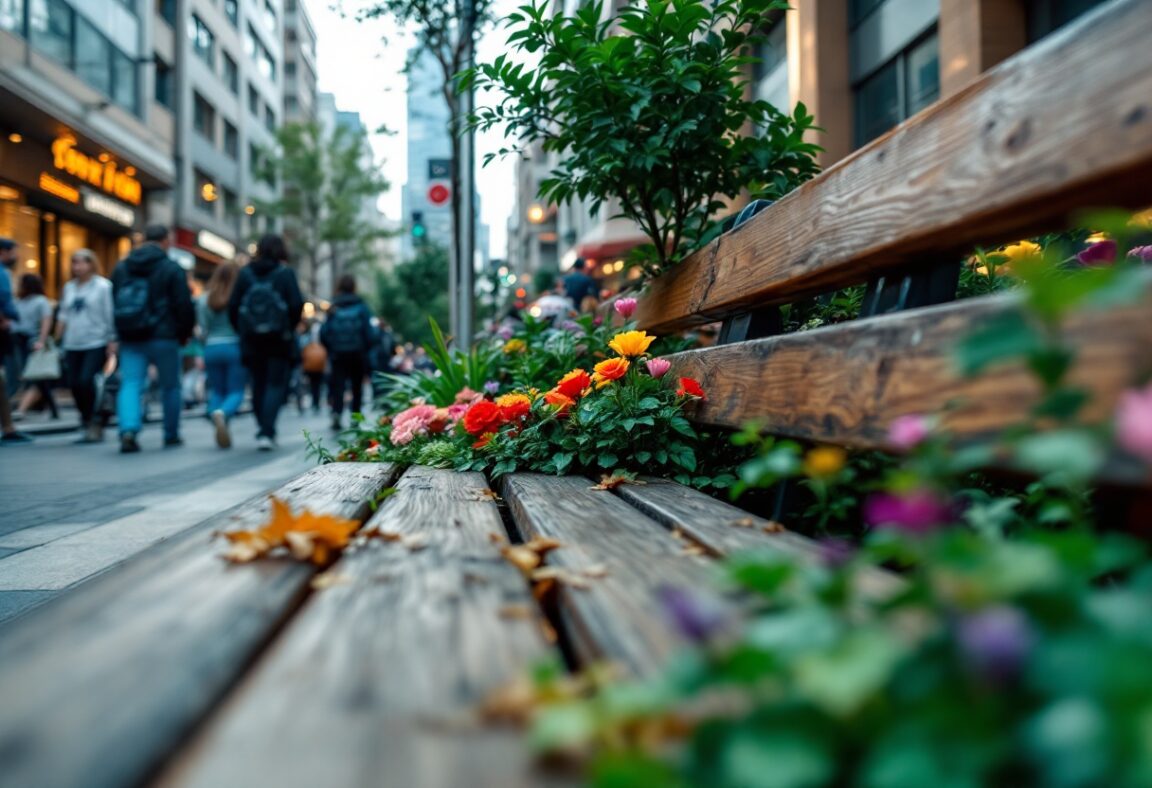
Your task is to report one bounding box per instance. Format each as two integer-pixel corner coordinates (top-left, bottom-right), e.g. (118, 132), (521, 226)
(22, 338), (62, 381)
(301, 341), (328, 373)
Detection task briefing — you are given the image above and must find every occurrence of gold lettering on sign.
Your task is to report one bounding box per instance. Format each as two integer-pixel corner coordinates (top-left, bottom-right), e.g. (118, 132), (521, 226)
(50, 136), (142, 206)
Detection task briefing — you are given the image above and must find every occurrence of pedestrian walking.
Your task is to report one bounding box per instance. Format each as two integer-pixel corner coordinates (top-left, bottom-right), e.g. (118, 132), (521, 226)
(111, 225), (195, 453)
(563, 258), (599, 313)
(12, 273), (60, 421)
(299, 320), (327, 414)
(228, 234), (304, 451)
(56, 248), (117, 444)
(0, 237), (32, 443)
(198, 261), (246, 449)
(320, 274), (374, 430)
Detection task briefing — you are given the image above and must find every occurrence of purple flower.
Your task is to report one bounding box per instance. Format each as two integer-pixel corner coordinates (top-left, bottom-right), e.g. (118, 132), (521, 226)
(957, 606), (1034, 682)
(496, 326), (514, 341)
(1076, 239), (1117, 267)
(560, 320), (583, 334)
(656, 585), (729, 644)
(614, 297), (638, 319)
(1116, 382), (1152, 464)
(1128, 245), (1152, 263)
(483, 380), (500, 395)
(887, 414), (931, 451)
(818, 537), (855, 569)
(864, 490), (953, 534)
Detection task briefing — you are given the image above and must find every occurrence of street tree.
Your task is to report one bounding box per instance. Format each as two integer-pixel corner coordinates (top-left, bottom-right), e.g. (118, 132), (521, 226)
(254, 121), (390, 295)
(373, 242), (451, 347)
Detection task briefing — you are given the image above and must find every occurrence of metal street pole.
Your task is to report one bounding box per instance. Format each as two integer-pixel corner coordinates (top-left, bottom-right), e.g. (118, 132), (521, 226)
(457, 0), (477, 348)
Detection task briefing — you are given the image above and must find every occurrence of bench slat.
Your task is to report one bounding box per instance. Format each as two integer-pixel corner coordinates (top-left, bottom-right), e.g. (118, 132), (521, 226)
(502, 474), (731, 678)
(667, 290), (1152, 483)
(0, 463), (396, 788)
(636, 0), (1152, 333)
(159, 466), (554, 788)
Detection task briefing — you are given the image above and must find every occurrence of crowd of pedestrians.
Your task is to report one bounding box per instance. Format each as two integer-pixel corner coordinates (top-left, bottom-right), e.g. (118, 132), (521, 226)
(0, 225), (398, 452)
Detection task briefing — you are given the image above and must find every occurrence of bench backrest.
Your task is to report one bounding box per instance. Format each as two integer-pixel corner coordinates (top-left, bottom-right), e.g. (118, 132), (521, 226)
(635, 0), (1152, 482)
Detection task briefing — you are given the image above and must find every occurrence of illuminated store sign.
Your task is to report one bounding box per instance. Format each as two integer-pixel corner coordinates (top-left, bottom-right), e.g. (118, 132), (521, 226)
(51, 135), (142, 205)
(197, 230), (236, 260)
(38, 172), (79, 203)
(83, 192), (135, 227)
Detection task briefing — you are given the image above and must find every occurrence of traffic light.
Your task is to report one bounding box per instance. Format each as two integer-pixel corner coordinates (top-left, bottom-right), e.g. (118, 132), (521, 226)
(411, 211), (427, 244)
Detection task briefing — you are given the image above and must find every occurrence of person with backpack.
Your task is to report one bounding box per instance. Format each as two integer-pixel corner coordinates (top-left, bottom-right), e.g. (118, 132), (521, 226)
(198, 261), (245, 448)
(111, 225), (195, 453)
(320, 275), (374, 430)
(228, 234), (304, 450)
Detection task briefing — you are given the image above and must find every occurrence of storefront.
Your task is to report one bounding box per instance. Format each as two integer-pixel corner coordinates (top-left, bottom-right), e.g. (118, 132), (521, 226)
(173, 226), (239, 284)
(0, 132), (143, 297)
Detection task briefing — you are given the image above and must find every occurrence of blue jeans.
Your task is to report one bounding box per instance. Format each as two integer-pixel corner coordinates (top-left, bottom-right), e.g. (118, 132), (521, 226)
(204, 341), (246, 419)
(118, 339), (182, 439)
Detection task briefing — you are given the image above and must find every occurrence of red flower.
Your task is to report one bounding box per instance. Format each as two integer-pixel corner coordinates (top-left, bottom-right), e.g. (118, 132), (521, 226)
(544, 389), (575, 416)
(496, 393), (532, 422)
(463, 400), (504, 435)
(676, 377), (706, 399)
(556, 369), (591, 399)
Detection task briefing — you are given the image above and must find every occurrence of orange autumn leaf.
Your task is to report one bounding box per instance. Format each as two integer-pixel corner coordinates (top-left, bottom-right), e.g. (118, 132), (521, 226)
(220, 496), (360, 566)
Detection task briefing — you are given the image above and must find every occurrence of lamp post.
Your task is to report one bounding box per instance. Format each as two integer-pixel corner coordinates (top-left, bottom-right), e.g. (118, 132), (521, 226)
(456, 0), (477, 348)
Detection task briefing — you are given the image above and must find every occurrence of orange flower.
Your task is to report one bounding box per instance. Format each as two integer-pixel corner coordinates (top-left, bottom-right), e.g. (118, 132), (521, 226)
(472, 432), (496, 449)
(463, 400), (504, 435)
(556, 369), (592, 399)
(544, 389), (575, 416)
(593, 357), (630, 383)
(608, 330), (656, 358)
(496, 393), (532, 422)
(676, 377), (705, 399)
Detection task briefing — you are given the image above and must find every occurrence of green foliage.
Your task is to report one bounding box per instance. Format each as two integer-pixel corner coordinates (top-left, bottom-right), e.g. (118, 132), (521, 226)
(372, 243), (451, 347)
(377, 316), (502, 410)
(466, 0), (821, 275)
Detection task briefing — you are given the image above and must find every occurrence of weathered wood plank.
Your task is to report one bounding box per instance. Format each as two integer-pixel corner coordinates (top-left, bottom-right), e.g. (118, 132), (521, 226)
(502, 474), (731, 678)
(666, 289), (1152, 483)
(636, 0), (1152, 333)
(159, 466), (555, 788)
(614, 479), (904, 599)
(0, 463), (396, 788)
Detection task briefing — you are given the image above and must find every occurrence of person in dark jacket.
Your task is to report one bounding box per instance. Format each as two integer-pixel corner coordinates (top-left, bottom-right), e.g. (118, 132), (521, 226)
(563, 258), (598, 312)
(320, 274), (374, 430)
(111, 224), (195, 453)
(228, 234), (304, 450)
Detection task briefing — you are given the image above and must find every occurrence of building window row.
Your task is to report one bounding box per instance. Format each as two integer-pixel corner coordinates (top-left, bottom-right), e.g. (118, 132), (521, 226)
(156, 0), (176, 26)
(189, 13), (214, 68)
(854, 30), (939, 146)
(224, 0), (239, 28)
(245, 23), (277, 83)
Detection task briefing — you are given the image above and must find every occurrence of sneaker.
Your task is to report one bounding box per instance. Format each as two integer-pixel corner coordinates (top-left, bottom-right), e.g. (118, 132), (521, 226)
(120, 433), (140, 453)
(79, 422), (104, 443)
(0, 431), (32, 444)
(164, 436), (185, 448)
(211, 410), (231, 449)
(256, 435), (275, 452)
(330, 413), (342, 431)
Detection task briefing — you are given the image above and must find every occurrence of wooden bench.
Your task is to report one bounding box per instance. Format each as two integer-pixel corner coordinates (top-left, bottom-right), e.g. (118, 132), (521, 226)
(2, 1), (1151, 784)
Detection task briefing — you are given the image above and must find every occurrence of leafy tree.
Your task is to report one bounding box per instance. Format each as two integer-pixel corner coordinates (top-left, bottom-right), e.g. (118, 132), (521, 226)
(373, 242), (451, 347)
(254, 121), (390, 294)
(467, 0), (822, 275)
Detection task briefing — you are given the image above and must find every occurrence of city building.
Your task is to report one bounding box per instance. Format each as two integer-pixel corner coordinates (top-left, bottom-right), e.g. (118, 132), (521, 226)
(172, 0), (285, 278)
(282, 0), (318, 124)
(0, 0), (175, 295)
(400, 48), (453, 262)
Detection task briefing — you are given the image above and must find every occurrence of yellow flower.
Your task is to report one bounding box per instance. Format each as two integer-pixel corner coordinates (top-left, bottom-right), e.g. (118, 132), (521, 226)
(503, 339), (527, 354)
(803, 447), (847, 479)
(1001, 240), (1042, 262)
(1131, 208), (1152, 229)
(608, 330), (655, 358)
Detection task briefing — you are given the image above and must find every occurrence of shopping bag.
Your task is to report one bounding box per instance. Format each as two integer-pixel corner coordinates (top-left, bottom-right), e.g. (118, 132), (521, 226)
(22, 339), (62, 381)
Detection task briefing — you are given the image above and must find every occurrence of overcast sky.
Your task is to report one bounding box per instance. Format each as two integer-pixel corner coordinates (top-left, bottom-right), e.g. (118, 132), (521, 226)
(309, 0), (522, 260)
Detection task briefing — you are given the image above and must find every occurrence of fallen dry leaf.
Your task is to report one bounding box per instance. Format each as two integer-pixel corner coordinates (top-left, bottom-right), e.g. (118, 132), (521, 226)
(498, 604), (535, 620)
(581, 564), (609, 578)
(488, 532), (508, 545)
(401, 532), (430, 551)
(681, 544), (707, 557)
(589, 473), (646, 490)
(469, 489), (502, 501)
(762, 520), (786, 534)
(219, 497), (360, 566)
(311, 572), (351, 590)
(731, 517), (756, 528)
(502, 545), (544, 574)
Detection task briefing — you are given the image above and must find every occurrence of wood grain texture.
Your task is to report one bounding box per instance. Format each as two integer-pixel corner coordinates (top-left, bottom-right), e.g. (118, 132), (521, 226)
(160, 466), (555, 788)
(668, 289), (1152, 483)
(635, 0), (1152, 332)
(614, 479), (903, 600)
(0, 463), (396, 788)
(502, 474), (730, 678)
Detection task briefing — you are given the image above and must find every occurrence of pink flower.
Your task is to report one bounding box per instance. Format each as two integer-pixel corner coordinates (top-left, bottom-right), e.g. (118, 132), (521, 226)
(888, 414), (931, 451)
(1128, 245), (1152, 263)
(1116, 382), (1152, 464)
(389, 404), (438, 446)
(1076, 239), (1117, 266)
(646, 357), (671, 379)
(864, 490), (953, 534)
(614, 297), (637, 319)
(454, 387), (484, 405)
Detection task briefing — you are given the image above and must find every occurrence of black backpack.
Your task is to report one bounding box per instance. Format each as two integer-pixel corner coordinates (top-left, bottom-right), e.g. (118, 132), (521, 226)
(325, 305), (367, 354)
(114, 272), (161, 341)
(238, 269), (290, 340)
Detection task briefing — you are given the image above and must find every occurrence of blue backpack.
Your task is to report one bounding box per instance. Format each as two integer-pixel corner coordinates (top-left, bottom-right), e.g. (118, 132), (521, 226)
(238, 270), (290, 340)
(325, 305), (367, 354)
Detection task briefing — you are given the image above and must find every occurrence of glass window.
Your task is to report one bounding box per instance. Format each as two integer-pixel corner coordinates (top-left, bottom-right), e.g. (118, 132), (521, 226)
(1026, 0), (1110, 42)
(223, 53), (239, 94)
(286, 96), (298, 114)
(905, 33), (939, 115)
(248, 83), (259, 114)
(156, 0), (176, 26)
(850, 0), (885, 29)
(224, 0), (238, 27)
(30, 0), (74, 65)
(246, 24), (276, 82)
(111, 49), (138, 115)
(155, 58), (174, 108)
(855, 59), (900, 146)
(285, 61), (296, 77)
(222, 188), (239, 231)
(76, 17), (112, 96)
(223, 121), (239, 158)
(193, 93), (216, 142)
(752, 21), (786, 80)
(249, 143), (261, 178)
(1, 0), (23, 33)
(263, 0), (277, 33)
(264, 104), (276, 132)
(195, 170), (218, 214)
(854, 30), (939, 146)
(189, 15), (214, 68)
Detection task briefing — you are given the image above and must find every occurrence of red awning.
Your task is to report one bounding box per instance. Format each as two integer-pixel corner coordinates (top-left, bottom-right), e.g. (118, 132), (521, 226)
(573, 218), (648, 263)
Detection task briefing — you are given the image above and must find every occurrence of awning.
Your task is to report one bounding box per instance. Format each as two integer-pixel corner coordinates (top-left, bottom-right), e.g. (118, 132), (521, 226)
(573, 218), (648, 265)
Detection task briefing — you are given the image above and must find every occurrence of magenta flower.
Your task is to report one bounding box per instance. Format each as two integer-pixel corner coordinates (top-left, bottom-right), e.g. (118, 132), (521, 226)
(864, 490), (953, 533)
(957, 606), (1034, 682)
(1128, 245), (1152, 263)
(614, 297), (638, 320)
(1116, 382), (1152, 464)
(646, 357), (671, 379)
(888, 414), (931, 451)
(1076, 239), (1117, 266)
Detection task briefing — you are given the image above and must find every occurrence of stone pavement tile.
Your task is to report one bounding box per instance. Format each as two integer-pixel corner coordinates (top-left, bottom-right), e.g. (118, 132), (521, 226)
(0, 590), (55, 625)
(0, 453), (311, 592)
(0, 522), (96, 549)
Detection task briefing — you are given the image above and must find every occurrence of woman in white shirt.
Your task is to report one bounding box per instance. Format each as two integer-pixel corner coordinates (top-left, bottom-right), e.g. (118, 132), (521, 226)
(56, 249), (116, 443)
(12, 273), (58, 420)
